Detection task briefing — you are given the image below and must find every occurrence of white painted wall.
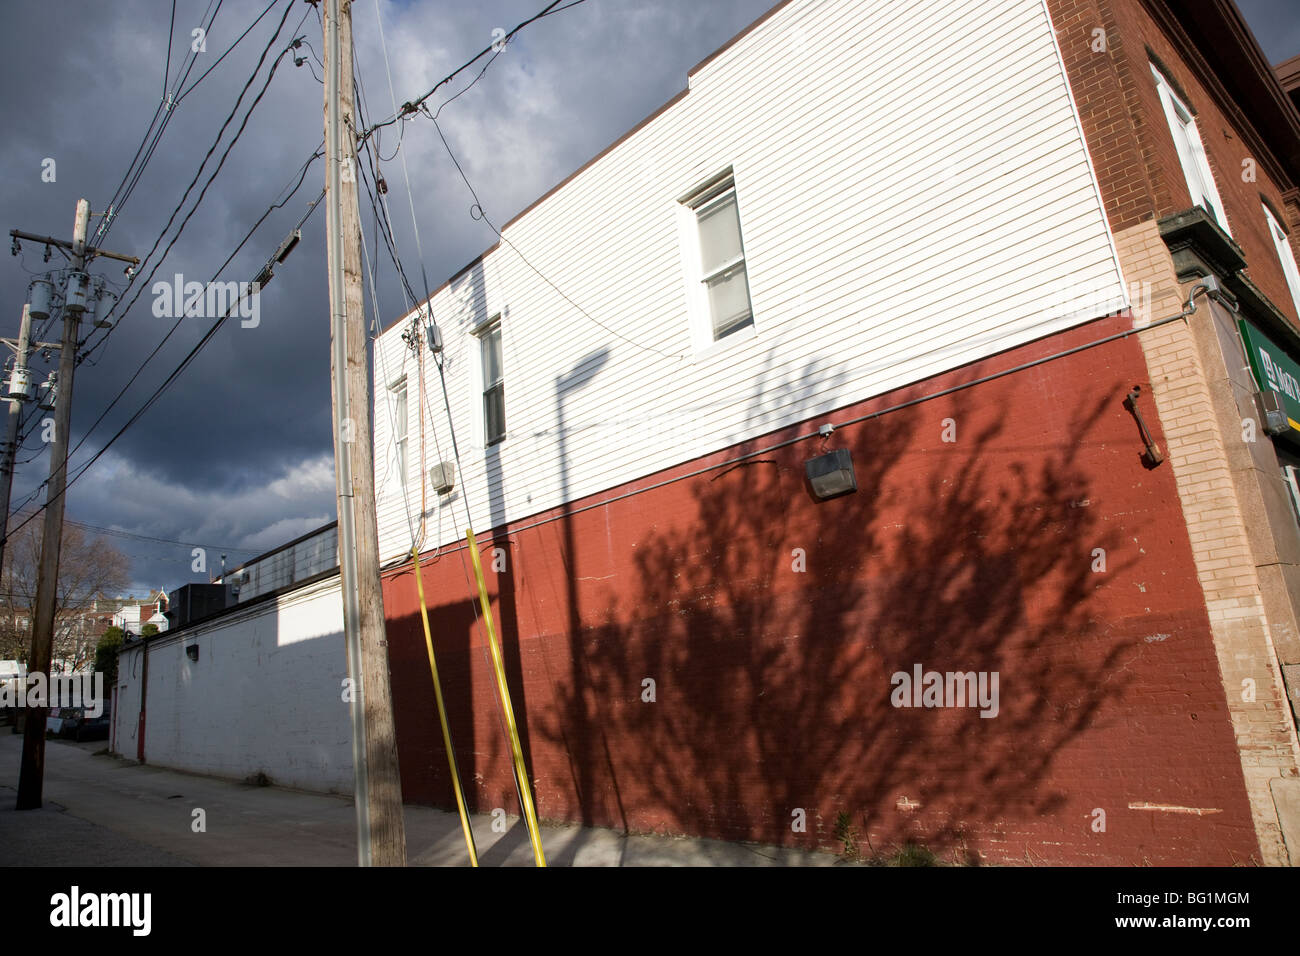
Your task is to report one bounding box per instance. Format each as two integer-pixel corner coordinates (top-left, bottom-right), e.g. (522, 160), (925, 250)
(372, 0), (1127, 561)
(113, 575), (352, 794)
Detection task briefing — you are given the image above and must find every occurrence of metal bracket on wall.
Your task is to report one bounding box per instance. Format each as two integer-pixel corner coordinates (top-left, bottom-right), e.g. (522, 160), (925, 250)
(1124, 385), (1165, 468)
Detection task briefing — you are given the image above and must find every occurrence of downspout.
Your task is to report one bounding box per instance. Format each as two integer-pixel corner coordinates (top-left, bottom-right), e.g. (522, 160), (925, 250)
(135, 636), (149, 763)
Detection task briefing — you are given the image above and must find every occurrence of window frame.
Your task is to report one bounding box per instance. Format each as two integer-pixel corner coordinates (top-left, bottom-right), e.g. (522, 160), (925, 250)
(678, 170), (756, 354)
(1151, 64), (1230, 236)
(388, 377), (408, 489)
(1263, 203), (1300, 318)
(475, 316), (505, 447)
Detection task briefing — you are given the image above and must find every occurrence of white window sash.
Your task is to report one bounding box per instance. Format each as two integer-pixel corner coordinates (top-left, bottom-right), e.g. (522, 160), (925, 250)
(389, 379), (408, 488)
(701, 254), (746, 284)
(473, 319), (504, 446)
(1264, 205), (1300, 315)
(1284, 465), (1300, 526)
(1151, 64), (1229, 235)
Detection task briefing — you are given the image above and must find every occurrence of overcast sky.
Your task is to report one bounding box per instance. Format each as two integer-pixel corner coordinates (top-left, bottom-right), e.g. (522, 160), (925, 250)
(1, 0), (1297, 598)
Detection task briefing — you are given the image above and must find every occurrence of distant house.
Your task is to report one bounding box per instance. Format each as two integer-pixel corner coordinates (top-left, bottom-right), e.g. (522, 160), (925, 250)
(112, 590), (170, 636)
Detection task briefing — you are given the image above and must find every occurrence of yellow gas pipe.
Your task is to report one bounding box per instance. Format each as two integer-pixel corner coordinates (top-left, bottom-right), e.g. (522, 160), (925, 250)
(412, 546), (479, 866)
(465, 528), (547, 867)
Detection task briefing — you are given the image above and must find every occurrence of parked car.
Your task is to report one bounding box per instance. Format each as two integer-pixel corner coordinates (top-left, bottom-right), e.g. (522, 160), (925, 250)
(45, 710), (62, 736)
(75, 707), (110, 742)
(0, 661), (23, 727)
(48, 706), (88, 739)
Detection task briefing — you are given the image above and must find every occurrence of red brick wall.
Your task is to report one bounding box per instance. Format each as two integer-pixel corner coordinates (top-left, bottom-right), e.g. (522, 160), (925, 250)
(382, 315), (1260, 865)
(1048, 0), (1300, 326)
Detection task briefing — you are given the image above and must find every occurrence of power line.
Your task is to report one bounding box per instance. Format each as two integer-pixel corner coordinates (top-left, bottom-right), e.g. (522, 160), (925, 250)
(68, 146), (323, 469)
(101, 0), (228, 240)
(61, 7), (315, 488)
(356, 0), (584, 145)
(176, 0), (282, 104)
(1, 174), (325, 550)
(162, 0), (178, 104)
(430, 115), (681, 360)
(82, 0), (302, 360)
(360, 0), (675, 360)
(6, 509), (253, 554)
(96, 0), (232, 247)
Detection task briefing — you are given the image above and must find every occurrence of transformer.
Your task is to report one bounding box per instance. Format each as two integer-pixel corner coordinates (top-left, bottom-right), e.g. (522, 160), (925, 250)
(5, 366), (32, 401)
(28, 279), (54, 320)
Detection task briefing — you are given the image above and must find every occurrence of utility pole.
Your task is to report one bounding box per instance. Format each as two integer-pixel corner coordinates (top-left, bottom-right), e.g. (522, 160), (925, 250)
(13, 200), (137, 810)
(324, 0), (407, 865)
(0, 304), (53, 582)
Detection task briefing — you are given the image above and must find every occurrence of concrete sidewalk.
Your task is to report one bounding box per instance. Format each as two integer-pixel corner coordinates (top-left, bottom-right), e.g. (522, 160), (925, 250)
(0, 734), (847, 866)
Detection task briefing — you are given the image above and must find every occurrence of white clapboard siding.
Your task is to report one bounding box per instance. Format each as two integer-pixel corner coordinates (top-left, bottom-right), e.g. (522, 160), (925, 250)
(372, 0), (1126, 562)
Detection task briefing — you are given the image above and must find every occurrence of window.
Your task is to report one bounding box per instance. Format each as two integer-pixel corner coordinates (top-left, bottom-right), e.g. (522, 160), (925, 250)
(389, 379), (408, 487)
(478, 319), (505, 445)
(686, 175), (753, 341)
(1284, 464), (1300, 527)
(1279, 447), (1300, 532)
(1263, 204), (1300, 317)
(1151, 64), (1229, 234)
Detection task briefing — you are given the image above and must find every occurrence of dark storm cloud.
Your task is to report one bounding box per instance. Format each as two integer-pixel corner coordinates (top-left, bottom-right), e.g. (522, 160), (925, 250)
(0, 0), (775, 593)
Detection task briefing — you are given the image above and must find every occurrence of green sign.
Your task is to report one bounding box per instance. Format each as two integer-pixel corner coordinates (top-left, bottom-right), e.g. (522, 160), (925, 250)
(1240, 319), (1300, 433)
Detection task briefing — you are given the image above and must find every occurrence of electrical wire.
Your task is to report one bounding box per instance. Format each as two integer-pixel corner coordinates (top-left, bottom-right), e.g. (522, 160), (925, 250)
(176, 0), (281, 104)
(95, 0), (233, 248)
(162, 0), (177, 103)
(358, 14), (524, 793)
(4, 508), (253, 554)
(357, 0), (585, 146)
(68, 146), (323, 470)
(0, 176), (326, 550)
(430, 115), (682, 361)
(82, 0), (302, 362)
(355, 54), (430, 554)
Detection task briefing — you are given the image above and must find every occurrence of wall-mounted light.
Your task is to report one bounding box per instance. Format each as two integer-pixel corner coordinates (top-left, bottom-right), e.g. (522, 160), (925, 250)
(805, 448), (857, 500)
(185, 643), (199, 663)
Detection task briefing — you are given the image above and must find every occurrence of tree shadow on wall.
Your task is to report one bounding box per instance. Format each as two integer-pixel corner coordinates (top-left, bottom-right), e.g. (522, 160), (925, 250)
(532, 353), (1140, 861)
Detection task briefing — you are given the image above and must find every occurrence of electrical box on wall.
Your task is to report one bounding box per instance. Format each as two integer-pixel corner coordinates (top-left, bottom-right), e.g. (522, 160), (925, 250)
(1257, 390), (1291, 436)
(430, 461), (456, 495)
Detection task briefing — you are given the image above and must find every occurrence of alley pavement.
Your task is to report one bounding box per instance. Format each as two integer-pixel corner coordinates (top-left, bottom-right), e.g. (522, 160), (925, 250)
(0, 732), (846, 866)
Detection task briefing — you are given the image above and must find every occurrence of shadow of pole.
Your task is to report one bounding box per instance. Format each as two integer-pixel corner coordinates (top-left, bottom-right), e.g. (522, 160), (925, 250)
(554, 349), (632, 834)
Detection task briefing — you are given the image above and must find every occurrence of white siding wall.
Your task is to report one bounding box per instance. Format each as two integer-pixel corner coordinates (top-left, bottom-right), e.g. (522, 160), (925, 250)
(113, 576), (352, 793)
(373, 0), (1126, 561)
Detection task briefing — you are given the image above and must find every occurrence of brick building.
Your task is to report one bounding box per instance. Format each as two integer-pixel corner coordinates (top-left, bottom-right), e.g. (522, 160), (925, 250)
(367, 0), (1300, 864)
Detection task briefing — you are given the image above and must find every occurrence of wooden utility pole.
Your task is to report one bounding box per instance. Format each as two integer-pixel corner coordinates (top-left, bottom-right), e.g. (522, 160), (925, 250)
(323, 0), (407, 865)
(0, 304), (42, 584)
(16, 200), (87, 810)
(11, 203), (138, 810)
